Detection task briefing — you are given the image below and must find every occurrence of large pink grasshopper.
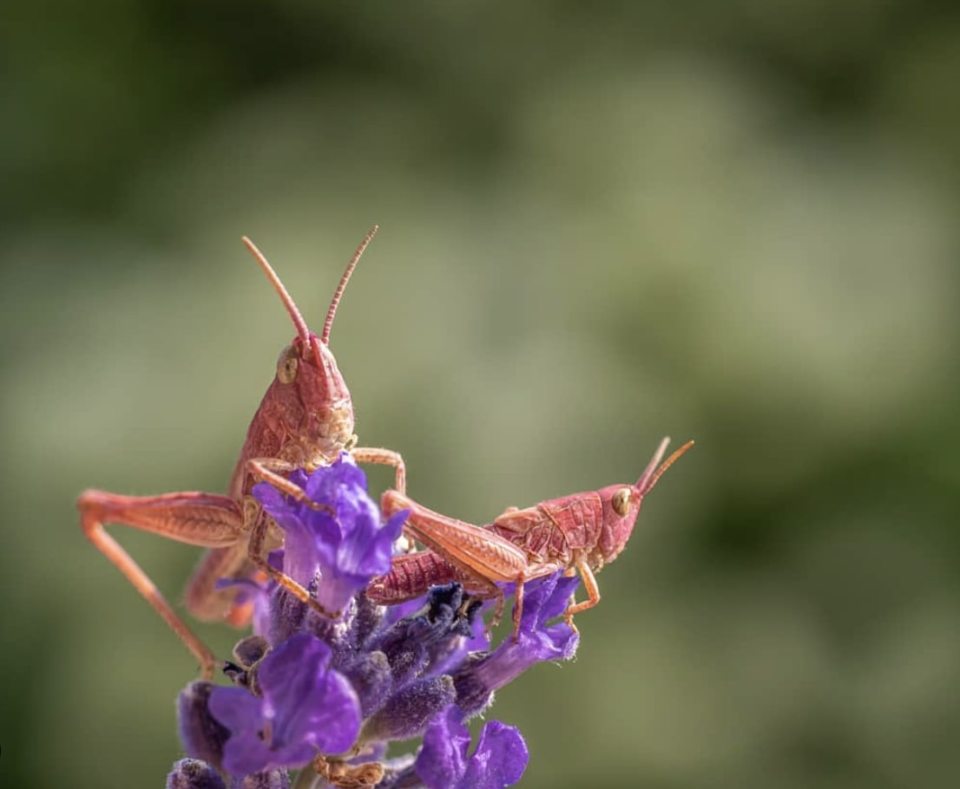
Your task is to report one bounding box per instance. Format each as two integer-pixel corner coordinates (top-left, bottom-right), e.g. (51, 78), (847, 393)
(367, 437), (693, 634)
(77, 228), (406, 677)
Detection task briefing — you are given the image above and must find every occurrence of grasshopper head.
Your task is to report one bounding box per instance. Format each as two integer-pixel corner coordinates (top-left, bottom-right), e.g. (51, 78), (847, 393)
(596, 437), (694, 565)
(272, 334), (354, 458)
(243, 228), (378, 463)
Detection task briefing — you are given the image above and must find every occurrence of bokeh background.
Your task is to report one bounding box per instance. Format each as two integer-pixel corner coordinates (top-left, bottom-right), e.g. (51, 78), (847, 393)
(2, 3), (959, 787)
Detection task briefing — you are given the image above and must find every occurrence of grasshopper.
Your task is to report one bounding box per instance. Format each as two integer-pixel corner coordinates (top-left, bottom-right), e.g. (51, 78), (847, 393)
(367, 437), (693, 634)
(77, 228), (406, 677)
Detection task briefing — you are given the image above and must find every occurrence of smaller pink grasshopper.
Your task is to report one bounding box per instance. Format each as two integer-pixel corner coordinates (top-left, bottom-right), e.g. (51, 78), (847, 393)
(367, 437), (694, 634)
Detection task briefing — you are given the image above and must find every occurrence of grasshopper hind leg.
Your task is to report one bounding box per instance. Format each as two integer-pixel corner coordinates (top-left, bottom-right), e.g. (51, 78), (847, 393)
(77, 489), (245, 678)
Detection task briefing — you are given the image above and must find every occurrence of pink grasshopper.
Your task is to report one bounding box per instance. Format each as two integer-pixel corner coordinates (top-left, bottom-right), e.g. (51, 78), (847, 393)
(77, 228), (406, 677)
(367, 437), (693, 634)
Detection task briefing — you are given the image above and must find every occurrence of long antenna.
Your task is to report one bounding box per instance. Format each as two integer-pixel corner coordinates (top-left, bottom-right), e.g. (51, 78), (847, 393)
(242, 237), (311, 345)
(321, 225), (379, 345)
(643, 440), (695, 495)
(635, 436), (671, 492)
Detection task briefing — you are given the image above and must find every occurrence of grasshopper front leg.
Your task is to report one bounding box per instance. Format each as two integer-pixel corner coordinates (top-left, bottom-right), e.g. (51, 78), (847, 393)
(562, 558), (600, 632)
(352, 446), (407, 495)
(77, 490), (244, 678)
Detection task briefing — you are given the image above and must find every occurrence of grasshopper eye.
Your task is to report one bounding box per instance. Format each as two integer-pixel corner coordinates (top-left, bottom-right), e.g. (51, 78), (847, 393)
(276, 345), (299, 384)
(612, 487), (632, 516)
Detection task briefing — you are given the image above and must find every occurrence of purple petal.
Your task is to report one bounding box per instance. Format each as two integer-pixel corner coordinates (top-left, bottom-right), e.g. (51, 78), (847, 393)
(520, 573), (577, 630)
(278, 516), (323, 591)
(453, 572), (580, 716)
(208, 687), (262, 735)
(517, 573), (580, 661)
(415, 706), (470, 788)
(303, 453), (366, 503)
(460, 720), (528, 789)
(416, 707), (527, 789)
(209, 635), (362, 776)
(253, 455), (408, 614)
(220, 731), (279, 778)
(253, 483), (326, 589)
(251, 483), (300, 534)
(257, 634), (361, 756)
(340, 509), (406, 576)
(207, 688), (279, 776)
(257, 633), (333, 692)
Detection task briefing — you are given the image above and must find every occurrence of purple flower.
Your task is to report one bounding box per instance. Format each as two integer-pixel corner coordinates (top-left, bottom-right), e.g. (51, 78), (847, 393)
(415, 705), (528, 789)
(453, 571), (580, 717)
(253, 453), (407, 615)
(208, 633), (361, 776)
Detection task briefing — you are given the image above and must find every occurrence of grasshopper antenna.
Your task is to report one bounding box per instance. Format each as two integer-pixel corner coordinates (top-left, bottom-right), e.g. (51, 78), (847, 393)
(321, 224), (379, 345)
(635, 436), (671, 494)
(642, 439), (695, 495)
(242, 237), (311, 345)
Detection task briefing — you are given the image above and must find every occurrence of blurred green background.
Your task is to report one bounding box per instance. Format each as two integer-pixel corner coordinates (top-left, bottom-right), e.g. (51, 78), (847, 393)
(2, 2), (959, 787)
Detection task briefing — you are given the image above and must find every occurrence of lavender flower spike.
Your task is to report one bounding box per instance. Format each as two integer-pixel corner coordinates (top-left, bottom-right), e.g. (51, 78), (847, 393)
(208, 633), (361, 776)
(415, 705), (528, 789)
(253, 452), (407, 615)
(173, 455), (585, 786)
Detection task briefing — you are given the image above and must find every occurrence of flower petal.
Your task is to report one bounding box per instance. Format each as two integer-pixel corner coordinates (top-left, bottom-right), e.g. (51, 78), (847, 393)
(253, 455), (408, 614)
(257, 634), (361, 756)
(208, 687), (262, 736)
(220, 731), (278, 778)
(415, 705), (470, 788)
(460, 720), (528, 789)
(452, 572), (580, 717)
